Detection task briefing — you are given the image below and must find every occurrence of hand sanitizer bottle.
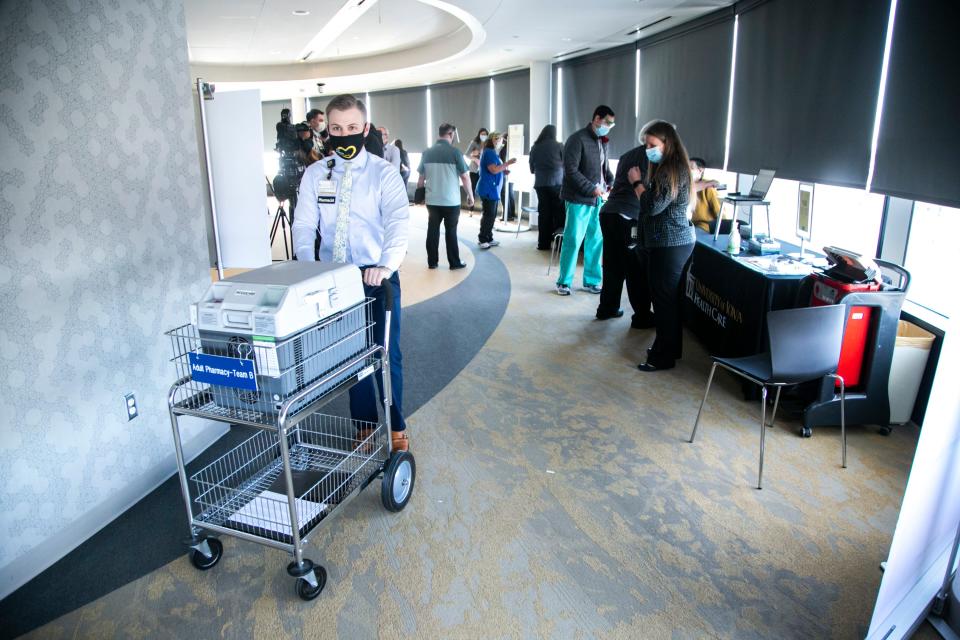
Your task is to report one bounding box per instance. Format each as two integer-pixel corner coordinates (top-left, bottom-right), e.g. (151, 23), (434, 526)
(727, 221), (741, 255)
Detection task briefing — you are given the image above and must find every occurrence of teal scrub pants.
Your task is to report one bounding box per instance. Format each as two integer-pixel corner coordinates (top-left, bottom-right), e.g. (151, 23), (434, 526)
(556, 199), (603, 287)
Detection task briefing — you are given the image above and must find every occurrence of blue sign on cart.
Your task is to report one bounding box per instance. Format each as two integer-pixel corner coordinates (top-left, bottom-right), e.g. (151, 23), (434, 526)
(188, 352), (258, 391)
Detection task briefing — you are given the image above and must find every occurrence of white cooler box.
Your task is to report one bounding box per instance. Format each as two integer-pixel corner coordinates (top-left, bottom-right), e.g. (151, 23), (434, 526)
(191, 262), (370, 416)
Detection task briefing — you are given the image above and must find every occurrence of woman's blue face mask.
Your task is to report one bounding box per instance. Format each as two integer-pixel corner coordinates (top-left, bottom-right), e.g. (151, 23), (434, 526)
(645, 146), (663, 164)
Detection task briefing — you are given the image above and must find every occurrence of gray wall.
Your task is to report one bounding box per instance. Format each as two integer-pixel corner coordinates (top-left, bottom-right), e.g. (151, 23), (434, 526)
(0, 0), (224, 597)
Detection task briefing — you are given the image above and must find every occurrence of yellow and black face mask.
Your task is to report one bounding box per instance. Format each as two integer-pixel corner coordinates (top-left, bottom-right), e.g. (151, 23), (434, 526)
(327, 131), (366, 160)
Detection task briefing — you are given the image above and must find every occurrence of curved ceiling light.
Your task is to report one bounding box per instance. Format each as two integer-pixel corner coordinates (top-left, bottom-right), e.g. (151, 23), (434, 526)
(415, 0), (485, 58)
(299, 0), (381, 62)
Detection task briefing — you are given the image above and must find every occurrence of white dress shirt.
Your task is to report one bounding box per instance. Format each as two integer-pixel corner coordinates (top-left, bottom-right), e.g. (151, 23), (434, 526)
(292, 148), (410, 273)
(383, 143), (401, 172)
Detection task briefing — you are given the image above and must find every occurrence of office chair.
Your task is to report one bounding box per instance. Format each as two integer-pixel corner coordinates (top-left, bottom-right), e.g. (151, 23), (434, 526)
(688, 304), (847, 489)
(546, 228), (564, 276)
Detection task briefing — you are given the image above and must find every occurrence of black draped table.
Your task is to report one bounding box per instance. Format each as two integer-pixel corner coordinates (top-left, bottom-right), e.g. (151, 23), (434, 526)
(683, 230), (813, 358)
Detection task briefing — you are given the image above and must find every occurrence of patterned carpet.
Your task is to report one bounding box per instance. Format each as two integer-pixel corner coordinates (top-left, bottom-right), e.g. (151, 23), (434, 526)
(21, 213), (919, 639)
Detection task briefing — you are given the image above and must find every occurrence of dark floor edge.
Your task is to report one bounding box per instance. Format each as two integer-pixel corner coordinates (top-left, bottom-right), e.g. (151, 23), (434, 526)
(0, 246), (511, 639)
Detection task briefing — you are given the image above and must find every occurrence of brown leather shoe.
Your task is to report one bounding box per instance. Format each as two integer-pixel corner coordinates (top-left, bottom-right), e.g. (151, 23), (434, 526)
(356, 427), (377, 454)
(391, 431), (410, 452)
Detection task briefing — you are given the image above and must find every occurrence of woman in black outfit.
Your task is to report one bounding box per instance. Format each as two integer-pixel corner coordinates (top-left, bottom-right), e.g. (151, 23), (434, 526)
(627, 120), (696, 372)
(528, 125), (565, 250)
(395, 139), (411, 187)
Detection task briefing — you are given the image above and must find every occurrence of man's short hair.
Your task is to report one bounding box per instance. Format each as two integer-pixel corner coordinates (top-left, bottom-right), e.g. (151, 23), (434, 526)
(439, 123), (456, 137)
(306, 109), (323, 122)
(689, 157), (707, 170)
(325, 94), (367, 120)
(592, 105), (615, 120)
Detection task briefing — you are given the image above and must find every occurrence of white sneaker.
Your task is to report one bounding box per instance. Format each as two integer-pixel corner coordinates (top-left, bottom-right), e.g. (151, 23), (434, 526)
(478, 242), (491, 249)
(556, 284), (571, 296)
(487, 240), (500, 247)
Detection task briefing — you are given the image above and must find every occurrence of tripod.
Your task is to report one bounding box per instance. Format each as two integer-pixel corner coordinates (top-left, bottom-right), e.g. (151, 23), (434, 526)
(270, 199), (292, 261)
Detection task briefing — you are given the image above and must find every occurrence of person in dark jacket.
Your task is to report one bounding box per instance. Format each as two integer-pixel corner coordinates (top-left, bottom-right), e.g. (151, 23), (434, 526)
(363, 122), (385, 158)
(556, 105), (615, 296)
(595, 144), (654, 326)
(627, 120), (696, 371)
(529, 124), (564, 250)
(394, 139), (411, 186)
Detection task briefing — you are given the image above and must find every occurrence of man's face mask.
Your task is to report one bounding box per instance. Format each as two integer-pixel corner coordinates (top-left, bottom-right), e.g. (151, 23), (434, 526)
(327, 130), (366, 160)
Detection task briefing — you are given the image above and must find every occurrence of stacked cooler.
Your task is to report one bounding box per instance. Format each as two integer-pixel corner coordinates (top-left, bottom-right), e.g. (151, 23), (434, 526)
(191, 261), (368, 416)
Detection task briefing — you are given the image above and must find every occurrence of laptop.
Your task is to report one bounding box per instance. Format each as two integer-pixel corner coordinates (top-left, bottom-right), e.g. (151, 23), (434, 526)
(726, 169), (776, 202)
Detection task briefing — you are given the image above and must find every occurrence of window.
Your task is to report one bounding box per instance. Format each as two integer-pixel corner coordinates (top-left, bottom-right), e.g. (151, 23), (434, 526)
(809, 184), (884, 258)
(904, 202), (958, 318)
(729, 174), (883, 257)
(703, 167), (738, 194)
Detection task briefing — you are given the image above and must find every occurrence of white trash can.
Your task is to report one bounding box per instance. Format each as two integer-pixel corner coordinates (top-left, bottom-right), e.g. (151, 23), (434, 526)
(888, 320), (935, 424)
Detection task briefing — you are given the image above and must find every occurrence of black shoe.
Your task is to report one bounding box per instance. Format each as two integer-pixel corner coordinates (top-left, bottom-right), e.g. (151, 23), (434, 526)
(637, 360), (675, 372)
(428, 264), (438, 270)
(450, 262), (467, 270)
(596, 308), (624, 320)
(631, 316), (656, 329)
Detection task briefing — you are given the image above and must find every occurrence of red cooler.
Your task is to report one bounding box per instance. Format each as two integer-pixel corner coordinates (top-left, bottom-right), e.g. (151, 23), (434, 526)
(809, 248), (882, 389)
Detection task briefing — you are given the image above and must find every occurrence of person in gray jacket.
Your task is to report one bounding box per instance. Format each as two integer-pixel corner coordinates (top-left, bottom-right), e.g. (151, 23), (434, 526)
(555, 105), (616, 296)
(528, 124), (564, 250)
(626, 120), (696, 372)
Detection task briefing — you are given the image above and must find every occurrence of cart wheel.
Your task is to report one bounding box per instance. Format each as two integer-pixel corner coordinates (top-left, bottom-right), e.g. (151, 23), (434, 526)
(800, 427), (813, 438)
(381, 451), (415, 512)
(878, 425), (893, 436)
(295, 566), (327, 601)
(189, 537), (223, 571)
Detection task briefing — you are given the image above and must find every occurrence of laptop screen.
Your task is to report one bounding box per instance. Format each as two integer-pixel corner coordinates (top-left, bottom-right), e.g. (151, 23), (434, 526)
(750, 169), (776, 197)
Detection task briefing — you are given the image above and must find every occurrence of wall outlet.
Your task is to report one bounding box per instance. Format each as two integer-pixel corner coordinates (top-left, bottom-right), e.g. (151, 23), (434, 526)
(124, 393), (138, 420)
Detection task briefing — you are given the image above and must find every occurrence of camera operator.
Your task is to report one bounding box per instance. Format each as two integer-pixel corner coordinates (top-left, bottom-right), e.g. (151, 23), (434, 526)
(272, 109), (311, 223)
(306, 108), (326, 156)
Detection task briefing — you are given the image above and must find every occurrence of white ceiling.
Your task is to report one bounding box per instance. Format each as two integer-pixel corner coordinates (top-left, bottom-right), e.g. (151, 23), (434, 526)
(186, 0), (734, 99)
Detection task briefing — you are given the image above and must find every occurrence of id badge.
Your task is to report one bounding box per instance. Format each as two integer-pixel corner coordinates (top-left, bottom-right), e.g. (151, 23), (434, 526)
(630, 225), (638, 240)
(317, 179), (337, 205)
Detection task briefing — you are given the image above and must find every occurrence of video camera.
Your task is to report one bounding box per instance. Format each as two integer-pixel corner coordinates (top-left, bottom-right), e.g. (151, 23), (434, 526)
(273, 109), (316, 202)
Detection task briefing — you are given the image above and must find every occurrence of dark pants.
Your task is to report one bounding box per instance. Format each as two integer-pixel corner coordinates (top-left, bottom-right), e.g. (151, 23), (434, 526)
(350, 271), (406, 431)
(501, 182), (516, 219)
(479, 197), (498, 243)
(535, 185), (564, 249)
(469, 172), (479, 208)
(426, 205), (462, 267)
(598, 213), (651, 321)
(646, 243), (694, 367)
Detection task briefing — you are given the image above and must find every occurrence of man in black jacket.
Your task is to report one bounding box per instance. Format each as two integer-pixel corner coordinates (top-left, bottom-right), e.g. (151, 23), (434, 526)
(555, 105), (615, 296)
(595, 145), (654, 326)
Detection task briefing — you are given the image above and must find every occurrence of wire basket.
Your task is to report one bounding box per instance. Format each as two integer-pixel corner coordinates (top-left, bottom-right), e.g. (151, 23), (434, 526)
(167, 299), (376, 426)
(190, 413), (388, 544)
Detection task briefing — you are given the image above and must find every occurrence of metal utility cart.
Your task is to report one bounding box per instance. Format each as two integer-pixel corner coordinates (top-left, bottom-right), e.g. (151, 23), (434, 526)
(165, 283), (414, 601)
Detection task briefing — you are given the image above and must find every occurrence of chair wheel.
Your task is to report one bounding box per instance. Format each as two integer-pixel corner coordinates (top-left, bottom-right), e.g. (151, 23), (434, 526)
(381, 451), (415, 512)
(878, 426), (893, 436)
(295, 566), (327, 601)
(189, 537), (222, 570)
(800, 427), (813, 438)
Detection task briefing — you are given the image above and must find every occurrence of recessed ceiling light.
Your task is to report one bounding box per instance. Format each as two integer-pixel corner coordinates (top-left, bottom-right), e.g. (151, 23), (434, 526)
(561, 37), (572, 42)
(292, 10), (310, 16)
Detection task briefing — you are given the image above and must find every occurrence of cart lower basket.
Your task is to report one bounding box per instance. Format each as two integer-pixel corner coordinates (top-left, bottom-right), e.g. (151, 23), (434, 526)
(166, 298), (414, 601)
